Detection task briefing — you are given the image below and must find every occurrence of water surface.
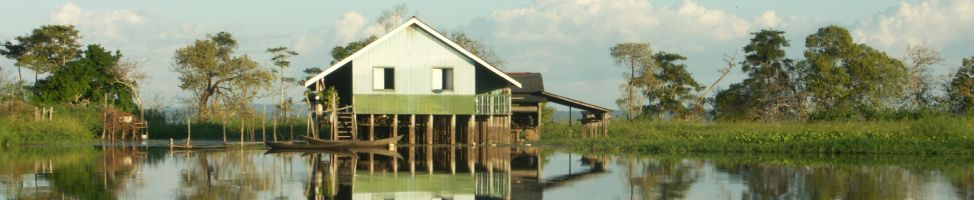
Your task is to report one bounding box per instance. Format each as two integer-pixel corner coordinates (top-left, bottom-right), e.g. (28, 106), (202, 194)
(1, 143), (972, 199)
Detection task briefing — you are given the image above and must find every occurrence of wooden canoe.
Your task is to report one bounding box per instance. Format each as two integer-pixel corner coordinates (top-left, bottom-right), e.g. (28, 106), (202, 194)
(300, 135), (403, 147)
(171, 144), (227, 150)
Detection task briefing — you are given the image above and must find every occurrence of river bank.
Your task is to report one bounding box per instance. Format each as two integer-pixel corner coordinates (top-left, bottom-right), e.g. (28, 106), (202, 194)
(541, 117), (974, 154)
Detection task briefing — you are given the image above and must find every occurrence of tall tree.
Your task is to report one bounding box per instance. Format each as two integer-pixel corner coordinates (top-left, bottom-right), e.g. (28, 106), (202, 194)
(172, 32), (273, 120)
(739, 29), (796, 120)
(0, 25), (82, 82)
(377, 4), (410, 34)
(949, 57), (974, 114)
(611, 42), (656, 120)
(267, 46), (298, 112)
(643, 52), (702, 120)
(803, 25), (907, 118)
(33, 44), (135, 110)
(903, 45), (943, 108)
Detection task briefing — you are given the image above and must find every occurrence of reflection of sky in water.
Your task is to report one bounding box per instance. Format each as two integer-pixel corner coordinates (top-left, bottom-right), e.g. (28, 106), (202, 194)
(2, 146), (972, 200)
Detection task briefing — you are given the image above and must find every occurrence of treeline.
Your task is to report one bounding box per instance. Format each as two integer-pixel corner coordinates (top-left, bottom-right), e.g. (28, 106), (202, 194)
(613, 25), (974, 121)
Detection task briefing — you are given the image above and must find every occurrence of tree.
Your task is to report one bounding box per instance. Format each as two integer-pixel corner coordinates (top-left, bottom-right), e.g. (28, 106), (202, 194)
(33, 44), (135, 110)
(268, 46), (298, 137)
(448, 31), (506, 68)
(643, 52), (702, 120)
(377, 4), (410, 34)
(948, 57), (974, 114)
(714, 83), (756, 120)
(110, 59), (148, 126)
(803, 25), (907, 118)
(903, 45), (943, 108)
(1, 25), (82, 82)
(330, 36), (378, 64)
(739, 29), (796, 120)
(172, 32), (273, 120)
(611, 42), (656, 120)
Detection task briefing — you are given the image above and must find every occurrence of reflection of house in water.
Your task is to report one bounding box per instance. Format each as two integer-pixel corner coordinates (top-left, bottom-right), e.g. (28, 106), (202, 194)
(303, 146), (607, 200)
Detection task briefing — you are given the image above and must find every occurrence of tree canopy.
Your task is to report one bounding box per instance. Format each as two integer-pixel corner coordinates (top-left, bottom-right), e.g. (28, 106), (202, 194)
(949, 57), (974, 114)
(172, 32), (273, 120)
(0, 25), (82, 81)
(33, 45), (136, 111)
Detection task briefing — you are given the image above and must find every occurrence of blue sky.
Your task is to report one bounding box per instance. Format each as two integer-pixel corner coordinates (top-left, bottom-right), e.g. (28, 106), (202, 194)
(1, 0), (972, 110)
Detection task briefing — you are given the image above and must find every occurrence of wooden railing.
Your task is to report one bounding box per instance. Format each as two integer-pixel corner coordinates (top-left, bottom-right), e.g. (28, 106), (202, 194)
(476, 94), (511, 115)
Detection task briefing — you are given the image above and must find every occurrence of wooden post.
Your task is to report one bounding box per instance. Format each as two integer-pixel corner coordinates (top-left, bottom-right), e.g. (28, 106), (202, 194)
(368, 114), (374, 141)
(351, 113), (358, 141)
(392, 114), (399, 142)
(426, 115), (434, 145)
(409, 115), (416, 145)
(450, 115), (456, 145)
(468, 115), (476, 145)
(426, 145), (433, 174)
(262, 106), (267, 141)
(222, 117), (228, 143)
(186, 117), (192, 145)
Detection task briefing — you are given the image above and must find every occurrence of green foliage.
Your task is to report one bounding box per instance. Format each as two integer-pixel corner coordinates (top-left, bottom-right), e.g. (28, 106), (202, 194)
(330, 36), (377, 64)
(0, 100), (100, 145)
(643, 51), (702, 120)
(32, 45), (136, 111)
(803, 25), (907, 119)
(0, 25), (82, 77)
(447, 31), (506, 68)
(949, 57), (974, 114)
(172, 32), (273, 120)
(543, 118), (974, 154)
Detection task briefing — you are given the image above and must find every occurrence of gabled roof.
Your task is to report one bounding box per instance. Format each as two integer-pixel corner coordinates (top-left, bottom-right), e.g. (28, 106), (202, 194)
(304, 17), (522, 88)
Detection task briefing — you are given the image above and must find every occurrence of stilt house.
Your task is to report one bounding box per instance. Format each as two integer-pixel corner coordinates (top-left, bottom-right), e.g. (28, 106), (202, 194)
(303, 17), (521, 144)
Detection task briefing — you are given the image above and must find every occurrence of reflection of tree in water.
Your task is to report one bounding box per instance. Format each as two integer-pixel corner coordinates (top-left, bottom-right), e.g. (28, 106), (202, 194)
(624, 158), (700, 200)
(945, 166), (974, 200)
(716, 162), (919, 200)
(175, 150), (274, 200)
(25, 146), (144, 200)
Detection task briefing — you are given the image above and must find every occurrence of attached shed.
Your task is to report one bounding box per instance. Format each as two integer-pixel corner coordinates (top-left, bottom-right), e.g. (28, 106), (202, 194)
(508, 72), (611, 141)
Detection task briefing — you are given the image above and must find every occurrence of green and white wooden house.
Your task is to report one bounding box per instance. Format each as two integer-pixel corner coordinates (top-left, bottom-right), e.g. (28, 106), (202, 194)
(304, 17), (521, 144)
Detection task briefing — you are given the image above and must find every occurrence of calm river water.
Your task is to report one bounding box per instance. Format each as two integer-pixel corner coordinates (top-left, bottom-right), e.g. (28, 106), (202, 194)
(1, 143), (972, 199)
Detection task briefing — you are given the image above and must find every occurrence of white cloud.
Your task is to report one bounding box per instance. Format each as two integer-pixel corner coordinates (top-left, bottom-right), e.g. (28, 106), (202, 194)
(488, 0), (755, 47)
(50, 3), (146, 40)
(333, 11), (384, 44)
(853, 0), (974, 50)
(758, 11), (781, 28)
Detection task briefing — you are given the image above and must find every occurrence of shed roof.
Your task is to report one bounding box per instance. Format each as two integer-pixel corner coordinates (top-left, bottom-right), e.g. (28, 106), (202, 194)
(508, 72), (546, 103)
(539, 91), (612, 113)
(303, 17), (521, 88)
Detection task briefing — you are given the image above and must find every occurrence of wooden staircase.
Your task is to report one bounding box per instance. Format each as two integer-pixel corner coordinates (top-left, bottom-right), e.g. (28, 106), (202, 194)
(334, 112), (355, 140)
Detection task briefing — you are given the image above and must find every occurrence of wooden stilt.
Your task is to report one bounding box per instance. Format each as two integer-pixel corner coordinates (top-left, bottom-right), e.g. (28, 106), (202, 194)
(426, 115), (434, 145)
(409, 115), (416, 145)
(351, 113), (358, 141)
(468, 115), (476, 145)
(450, 115), (456, 145)
(409, 146), (415, 175)
(368, 114), (374, 141)
(426, 145), (433, 174)
(392, 114), (399, 142)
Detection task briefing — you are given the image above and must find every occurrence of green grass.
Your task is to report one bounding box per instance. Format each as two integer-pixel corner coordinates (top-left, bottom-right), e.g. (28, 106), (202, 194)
(0, 101), (101, 145)
(542, 117), (974, 154)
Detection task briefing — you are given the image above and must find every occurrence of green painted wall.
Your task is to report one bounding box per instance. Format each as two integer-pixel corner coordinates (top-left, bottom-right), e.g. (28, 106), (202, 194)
(355, 94), (475, 114)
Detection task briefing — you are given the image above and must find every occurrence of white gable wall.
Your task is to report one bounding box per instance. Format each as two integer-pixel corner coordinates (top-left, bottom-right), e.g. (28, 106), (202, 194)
(352, 25), (476, 95)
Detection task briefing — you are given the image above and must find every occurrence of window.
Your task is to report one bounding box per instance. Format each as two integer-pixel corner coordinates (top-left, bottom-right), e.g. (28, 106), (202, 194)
(432, 67), (453, 91)
(373, 67), (394, 90)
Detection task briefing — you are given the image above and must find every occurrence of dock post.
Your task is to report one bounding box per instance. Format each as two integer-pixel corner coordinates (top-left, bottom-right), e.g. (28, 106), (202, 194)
(427, 115), (434, 145)
(450, 115), (456, 145)
(427, 145), (433, 174)
(409, 115), (416, 145)
(368, 114), (374, 141)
